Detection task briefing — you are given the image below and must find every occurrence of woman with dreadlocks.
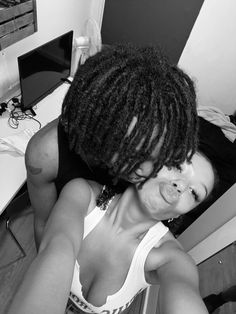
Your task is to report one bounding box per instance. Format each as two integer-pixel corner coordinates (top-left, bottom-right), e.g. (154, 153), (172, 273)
(25, 44), (198, 248)
(10, 149), (215, 314)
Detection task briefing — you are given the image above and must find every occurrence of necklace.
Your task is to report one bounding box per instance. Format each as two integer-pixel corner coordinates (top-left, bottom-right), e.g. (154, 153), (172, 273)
(96, 185), (116, 211)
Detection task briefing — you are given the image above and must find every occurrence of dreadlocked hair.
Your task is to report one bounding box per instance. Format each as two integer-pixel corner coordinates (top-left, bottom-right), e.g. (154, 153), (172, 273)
(60, 43), (198, 187)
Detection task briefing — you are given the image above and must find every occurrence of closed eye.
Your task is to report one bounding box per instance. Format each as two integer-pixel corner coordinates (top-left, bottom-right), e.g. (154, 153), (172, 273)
(189, 187), (200, 202)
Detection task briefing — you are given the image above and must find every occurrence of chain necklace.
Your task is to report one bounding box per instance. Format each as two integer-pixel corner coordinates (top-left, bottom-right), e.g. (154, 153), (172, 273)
(96, 185), (116, 211)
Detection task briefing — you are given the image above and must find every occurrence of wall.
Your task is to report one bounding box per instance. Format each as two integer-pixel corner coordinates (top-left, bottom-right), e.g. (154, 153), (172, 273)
(101, 0), (236, 115)
(90, 0), (105, 30)
(101, 0), (204, 64)
(0, 0), (103, 100)
(179, 0), (236, 115)
(178, 183), (236, 253)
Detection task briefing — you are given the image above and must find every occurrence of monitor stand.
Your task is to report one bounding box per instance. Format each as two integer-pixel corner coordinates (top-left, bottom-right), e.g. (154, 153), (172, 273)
(18, 100), (36, 116)
(25, 107), (36, 116)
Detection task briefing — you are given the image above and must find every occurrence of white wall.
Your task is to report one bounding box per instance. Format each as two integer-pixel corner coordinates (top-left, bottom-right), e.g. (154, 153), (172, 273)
(90, 0), (105, 30)
(0, 0), (104, 100)
(178, 183), (236, 252)
(179, 0), (236, 115)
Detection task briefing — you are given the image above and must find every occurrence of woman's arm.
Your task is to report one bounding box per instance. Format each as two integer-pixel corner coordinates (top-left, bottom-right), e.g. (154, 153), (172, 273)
(8, 235), (76, 314)
(153, 236), (208, 314)
(8, 178), (92, 314)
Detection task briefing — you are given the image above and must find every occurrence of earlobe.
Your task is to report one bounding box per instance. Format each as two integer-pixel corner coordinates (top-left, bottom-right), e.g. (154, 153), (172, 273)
(136, 161), (154, 177)
(128, 161), (154, 183)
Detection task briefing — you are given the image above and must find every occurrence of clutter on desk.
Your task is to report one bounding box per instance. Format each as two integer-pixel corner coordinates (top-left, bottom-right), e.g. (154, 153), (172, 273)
(0, 128), (35, 155)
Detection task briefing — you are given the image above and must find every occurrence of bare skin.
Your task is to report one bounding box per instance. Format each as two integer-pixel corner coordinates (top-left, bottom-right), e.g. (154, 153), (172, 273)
(8, 175), (210, 314)
(73, 183), (198, 308)
(25, 118), (161, 248)
(25, 118), (60, 247)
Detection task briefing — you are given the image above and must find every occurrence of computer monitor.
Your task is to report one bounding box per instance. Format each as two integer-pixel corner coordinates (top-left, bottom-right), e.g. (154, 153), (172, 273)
(18, 30), (73, 114)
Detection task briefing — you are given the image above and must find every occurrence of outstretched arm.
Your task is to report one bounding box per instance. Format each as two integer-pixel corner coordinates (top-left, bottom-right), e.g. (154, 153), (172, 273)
(8, 178), (91, 314)
(8, 235), (76, 314)
(155, 237), (208, 314)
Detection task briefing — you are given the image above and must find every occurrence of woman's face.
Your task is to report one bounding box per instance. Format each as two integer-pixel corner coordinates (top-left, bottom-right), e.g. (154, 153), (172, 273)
(137, 152), (215, 221)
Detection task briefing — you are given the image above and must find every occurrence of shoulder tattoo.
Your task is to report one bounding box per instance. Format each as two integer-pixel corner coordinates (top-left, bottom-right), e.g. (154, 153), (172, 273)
(28, 165), (42, 175)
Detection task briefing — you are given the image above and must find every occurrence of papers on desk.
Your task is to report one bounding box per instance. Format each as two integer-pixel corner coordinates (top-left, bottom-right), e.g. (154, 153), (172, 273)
(0, 128), (35, 155)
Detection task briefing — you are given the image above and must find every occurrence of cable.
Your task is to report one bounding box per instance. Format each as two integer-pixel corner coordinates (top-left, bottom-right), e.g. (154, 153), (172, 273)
(24, 112), (42, 129)
(5, 95), (41, 130)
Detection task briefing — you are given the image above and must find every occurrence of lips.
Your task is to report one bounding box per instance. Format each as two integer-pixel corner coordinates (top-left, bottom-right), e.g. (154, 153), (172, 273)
(159, 182), (179, 204)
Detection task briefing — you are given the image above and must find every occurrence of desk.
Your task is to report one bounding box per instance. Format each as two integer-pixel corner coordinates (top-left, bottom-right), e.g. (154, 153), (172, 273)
(0, 82), (70, 215)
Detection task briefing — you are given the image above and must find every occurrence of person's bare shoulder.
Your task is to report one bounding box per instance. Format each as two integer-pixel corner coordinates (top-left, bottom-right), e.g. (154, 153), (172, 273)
(59, 178), (101, 218)
(25, 118), (59, 181)
(145, 229), (199, 289)
(146, 230), (197, 275)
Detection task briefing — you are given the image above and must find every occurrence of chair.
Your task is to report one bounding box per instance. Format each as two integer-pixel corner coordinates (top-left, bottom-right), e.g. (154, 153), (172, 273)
(0, 186), (32, 269)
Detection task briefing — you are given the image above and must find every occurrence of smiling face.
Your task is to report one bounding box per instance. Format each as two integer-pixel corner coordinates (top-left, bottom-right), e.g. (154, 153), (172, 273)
(137, 152), (215, 221)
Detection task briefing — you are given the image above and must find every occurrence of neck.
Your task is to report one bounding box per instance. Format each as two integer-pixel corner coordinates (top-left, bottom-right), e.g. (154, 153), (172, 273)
(113, 186), (157, 230)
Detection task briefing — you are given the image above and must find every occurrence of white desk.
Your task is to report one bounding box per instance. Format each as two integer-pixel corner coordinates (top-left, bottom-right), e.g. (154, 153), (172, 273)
(0, 83), (70, 215)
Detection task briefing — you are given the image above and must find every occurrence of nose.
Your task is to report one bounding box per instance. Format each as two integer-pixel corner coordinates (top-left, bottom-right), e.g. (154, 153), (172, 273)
(171, 180), (188, 194)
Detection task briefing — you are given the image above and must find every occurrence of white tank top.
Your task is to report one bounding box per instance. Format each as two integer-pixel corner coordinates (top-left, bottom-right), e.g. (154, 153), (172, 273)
(69, 193), (169, 314)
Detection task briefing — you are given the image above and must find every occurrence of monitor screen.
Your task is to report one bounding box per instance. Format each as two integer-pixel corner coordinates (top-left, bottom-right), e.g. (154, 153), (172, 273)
(18, 30), (73, 111)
